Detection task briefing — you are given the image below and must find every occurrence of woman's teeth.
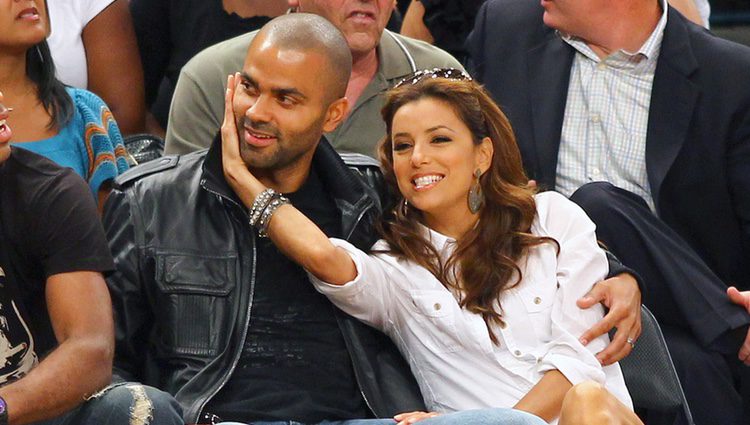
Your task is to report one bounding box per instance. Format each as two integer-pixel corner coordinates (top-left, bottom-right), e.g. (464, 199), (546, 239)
(413, 175), (443, 189)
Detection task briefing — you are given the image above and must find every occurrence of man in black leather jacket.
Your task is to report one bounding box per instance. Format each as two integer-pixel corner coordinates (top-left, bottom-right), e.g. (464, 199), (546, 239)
(102, 14), (424, 425)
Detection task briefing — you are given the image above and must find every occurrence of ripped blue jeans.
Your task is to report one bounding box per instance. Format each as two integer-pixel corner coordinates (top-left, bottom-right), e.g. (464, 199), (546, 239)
(31, 382), (183, 425)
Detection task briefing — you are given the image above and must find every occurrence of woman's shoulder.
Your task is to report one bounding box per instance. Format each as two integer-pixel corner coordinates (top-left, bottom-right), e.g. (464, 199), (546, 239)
(532, 190), (595, 235)
(65, 87), (116, 126)
(65, 87), (108, 108)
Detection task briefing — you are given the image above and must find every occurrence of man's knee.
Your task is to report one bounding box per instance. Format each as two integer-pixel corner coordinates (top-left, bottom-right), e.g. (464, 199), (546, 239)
(83, 383), (183, 425)
(569, 182), (622, 221)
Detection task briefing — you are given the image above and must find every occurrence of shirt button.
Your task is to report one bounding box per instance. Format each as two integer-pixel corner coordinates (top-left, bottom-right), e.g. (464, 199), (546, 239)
(591, 167), (601, 176)
(433, 303), (441, 311)
(533, 297), (542, 305)
(514, 350), (522, 356)
(591, 114), (601, 123)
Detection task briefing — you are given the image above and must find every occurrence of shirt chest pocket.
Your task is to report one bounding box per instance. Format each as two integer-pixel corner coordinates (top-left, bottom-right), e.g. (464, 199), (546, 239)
(154, 253), (237, 357)
(407, 290), (464, 354)
(509, 280), (558, 344)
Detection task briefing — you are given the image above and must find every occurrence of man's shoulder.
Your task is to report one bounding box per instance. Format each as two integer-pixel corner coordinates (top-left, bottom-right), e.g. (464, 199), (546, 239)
(478, 0), (546, 32)
(113, 151), (206, 192)
(181, 30), (259, 82)
(4, 148), (96, 219)
(386, 31), (463, 70)
(661, 12), (750, 93)
(6, 147), (83, 192)
(681, 19), (750, 69)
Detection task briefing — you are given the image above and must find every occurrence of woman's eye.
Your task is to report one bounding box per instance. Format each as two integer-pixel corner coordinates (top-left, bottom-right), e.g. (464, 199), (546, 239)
(393, 142), (412, 151)
(432, 136), (451, 143)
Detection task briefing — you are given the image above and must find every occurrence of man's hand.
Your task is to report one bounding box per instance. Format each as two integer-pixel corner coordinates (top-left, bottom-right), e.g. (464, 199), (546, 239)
(577, 273), (642, 365)
(220, 73), (265, 207)
(727, 286), (750, 365)
(221, 73), (249, 186)
(394, 411), (441, 425)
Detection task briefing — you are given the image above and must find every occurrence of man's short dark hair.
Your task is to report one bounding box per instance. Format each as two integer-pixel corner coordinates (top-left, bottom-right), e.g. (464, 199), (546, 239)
(254, 13), (353, 100)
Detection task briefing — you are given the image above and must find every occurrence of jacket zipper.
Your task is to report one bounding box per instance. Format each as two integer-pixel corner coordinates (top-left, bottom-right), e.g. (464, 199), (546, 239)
(339, 197), (378, 416)
(195, 179), (379, 421)
(194, 182), (258, 423)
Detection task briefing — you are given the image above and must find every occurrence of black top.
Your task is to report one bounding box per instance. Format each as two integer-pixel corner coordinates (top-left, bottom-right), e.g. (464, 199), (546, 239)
(130, 0), (273, 128)
(421, 0), (486, 64)
(0, 148), (113, 378)
(206, 167), (368, 422)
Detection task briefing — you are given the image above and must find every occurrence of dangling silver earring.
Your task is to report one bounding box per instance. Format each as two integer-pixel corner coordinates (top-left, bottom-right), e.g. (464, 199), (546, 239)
(35, 44), (45, 64)
(398, 198), (409, 217)
(468, 169), (484, 214)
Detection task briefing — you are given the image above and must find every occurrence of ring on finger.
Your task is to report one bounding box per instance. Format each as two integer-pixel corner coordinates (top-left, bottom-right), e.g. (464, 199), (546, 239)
(627, 337), (636, 349)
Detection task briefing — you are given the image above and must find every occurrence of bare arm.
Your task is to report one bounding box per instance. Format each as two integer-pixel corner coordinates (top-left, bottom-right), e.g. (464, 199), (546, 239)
(400, 0), (434, 44)
(0, 271), (114, 424)
(514, 370), (572, 422)
(220, 74), (356, 285)
(83, 0), (145, 134)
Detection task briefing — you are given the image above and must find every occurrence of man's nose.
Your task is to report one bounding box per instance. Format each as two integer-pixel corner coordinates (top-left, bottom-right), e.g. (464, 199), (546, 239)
(246, 95), (272, 123)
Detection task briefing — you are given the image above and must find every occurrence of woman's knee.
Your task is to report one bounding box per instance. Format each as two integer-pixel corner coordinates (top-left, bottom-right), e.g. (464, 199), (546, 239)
(560, 381), (615, 425)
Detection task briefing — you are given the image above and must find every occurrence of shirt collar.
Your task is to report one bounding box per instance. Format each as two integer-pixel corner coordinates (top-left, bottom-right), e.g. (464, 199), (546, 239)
(378, 30), (418, 82)
(560, 0), (668, 62)
(416, 223), (457, 254)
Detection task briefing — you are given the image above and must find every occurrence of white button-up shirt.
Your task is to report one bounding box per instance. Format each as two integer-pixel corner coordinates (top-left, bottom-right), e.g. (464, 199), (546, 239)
(555, 0), (668, 212)
(309, 192), (632, 423)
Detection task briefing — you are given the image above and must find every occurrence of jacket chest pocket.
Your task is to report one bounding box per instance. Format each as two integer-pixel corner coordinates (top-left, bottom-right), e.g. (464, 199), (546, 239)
(407, 290), (464, 354)
(154, 253), (237, 357)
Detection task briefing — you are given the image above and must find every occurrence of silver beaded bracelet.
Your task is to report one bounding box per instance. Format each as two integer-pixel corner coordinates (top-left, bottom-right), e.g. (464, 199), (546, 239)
(257, 194), (290, 238)
(249, 188), (276, 227)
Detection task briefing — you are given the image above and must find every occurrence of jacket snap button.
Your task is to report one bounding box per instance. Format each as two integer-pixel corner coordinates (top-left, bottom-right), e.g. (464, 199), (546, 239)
(514, 350), (522, 356)
(433, 303), (441, 311)
(533, 297), (542, 304)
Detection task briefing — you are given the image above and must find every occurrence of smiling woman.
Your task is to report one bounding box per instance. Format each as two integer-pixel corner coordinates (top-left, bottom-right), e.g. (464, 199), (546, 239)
(0, 0), (128, 210)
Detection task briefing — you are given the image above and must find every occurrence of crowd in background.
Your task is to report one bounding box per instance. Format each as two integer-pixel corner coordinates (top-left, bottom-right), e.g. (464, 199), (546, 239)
(0, 1), (749, 425)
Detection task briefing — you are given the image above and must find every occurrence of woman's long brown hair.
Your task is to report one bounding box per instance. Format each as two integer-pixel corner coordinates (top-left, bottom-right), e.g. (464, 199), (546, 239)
(377, 78), (557, 343)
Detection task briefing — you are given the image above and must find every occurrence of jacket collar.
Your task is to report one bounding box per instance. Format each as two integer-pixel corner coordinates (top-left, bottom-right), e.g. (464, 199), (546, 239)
(526, 29), (575, 189)
(526, 6), (699, 203)
(200, 135), (380, 241)
(645, 7), (698, 210)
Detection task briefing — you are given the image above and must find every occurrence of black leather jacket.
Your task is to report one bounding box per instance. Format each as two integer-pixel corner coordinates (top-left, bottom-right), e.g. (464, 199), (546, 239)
(103, 139), (425, 423)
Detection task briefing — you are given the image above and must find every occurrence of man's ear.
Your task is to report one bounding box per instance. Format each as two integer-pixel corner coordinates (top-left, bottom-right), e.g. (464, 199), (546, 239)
(322, 97), (349, 133)
(477, 137), (494, 174)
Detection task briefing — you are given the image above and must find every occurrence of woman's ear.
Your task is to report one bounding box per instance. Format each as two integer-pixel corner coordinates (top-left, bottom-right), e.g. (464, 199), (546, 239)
(477, 137), (494, 174)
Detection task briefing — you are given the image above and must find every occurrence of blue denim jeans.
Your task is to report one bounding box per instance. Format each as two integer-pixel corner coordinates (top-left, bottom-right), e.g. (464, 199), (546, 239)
(31, 382), (183, 425)
(217, 408), (546, 425)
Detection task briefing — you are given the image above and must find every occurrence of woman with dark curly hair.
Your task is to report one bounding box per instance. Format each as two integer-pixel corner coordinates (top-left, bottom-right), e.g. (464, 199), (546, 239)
(220, 68), (640, 425)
